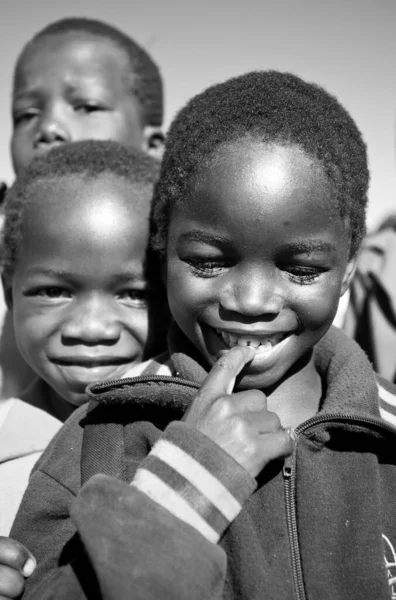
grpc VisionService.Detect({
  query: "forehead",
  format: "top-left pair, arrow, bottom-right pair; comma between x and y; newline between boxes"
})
172,141 -> 350,251
21,174 -> 149,251
14,33 -> 134,95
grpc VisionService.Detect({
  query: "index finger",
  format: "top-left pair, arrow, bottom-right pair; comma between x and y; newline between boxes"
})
199,345 -> 256,399
0,538 -> 36,577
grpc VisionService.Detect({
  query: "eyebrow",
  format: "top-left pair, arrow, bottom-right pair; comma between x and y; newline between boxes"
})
281,240 -> 338,254
177,231 -> 231,246
13,90 -> 39,103
177,232 -> 337,254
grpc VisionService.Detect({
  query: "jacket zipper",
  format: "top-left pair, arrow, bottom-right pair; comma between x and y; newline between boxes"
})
284,450 -> 306,600
282,412 -> 396,600
88,374 -> 201,399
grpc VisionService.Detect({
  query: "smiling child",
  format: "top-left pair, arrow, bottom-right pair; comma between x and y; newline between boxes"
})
11,72 -> 396,599
0,139 -> 164,536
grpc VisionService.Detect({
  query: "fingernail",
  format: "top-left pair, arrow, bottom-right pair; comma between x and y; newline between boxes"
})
23,557 -> 36,577
245,346 -> 256,359
286,427 -> 297,442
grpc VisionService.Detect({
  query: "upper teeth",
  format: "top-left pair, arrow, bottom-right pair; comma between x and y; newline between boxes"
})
216,330 -> 285,349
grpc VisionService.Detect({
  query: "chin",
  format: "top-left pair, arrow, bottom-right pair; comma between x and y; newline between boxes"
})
64,391 -> 90,409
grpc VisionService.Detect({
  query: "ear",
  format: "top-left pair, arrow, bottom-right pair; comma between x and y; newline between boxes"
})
142,126 -> 165,161
1,275 -> 13,309
340,254 -> 359,296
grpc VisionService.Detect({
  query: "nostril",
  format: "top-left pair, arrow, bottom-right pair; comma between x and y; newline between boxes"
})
61,317 -> 122,345
35,131 -> 66,146
34,118 -> 69,146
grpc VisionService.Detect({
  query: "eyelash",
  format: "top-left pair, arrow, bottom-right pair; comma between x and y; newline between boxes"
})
13,111 -> 38,125
25,288 -> 150,305
185,260 -> 325,284
75,103 -> 104,114
185,260 -> 230,278
117,290 -> 151,307
285,266 -> 325,284
28,286 -> 70,299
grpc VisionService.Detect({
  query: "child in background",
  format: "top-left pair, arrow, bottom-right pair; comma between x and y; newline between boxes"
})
11,17 -> 164,174
338,214 -> 396,384
11,71 -> 396,600
1,16 -> 165,400
0,139 -> 165,537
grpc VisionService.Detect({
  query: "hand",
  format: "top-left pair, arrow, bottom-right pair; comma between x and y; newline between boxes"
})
0,537 -> 36,599
183,345 -> 296,478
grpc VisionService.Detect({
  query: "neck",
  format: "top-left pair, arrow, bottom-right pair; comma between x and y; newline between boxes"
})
266,353 -> 322,429
21,378 -> 74,422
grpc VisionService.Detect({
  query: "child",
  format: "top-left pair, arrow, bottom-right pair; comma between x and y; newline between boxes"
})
0,139 -> 165,537
11,71 -> 396,599
11,17 -> 164,175
1,16 -> 165,400
338,217 -> 396,384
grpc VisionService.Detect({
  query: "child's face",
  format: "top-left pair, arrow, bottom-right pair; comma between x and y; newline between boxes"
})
10,175 -> 151,410
166,141 -> 356,390
11,34 -> 159,176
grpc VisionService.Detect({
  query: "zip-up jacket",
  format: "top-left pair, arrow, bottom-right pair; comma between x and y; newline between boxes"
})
10,326 -> 396,599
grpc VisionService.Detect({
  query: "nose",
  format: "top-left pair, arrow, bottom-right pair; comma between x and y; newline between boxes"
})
219,268 -> 284,318
61,297 -> 122,346
34,105 -> 71,147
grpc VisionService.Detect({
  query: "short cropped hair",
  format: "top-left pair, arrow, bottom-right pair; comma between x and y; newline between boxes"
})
2,139 -> 160,282
152,70 -> 369,257
14,17 -> 163,127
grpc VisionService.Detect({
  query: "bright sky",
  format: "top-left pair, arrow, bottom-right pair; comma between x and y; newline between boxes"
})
0,0 -> 394,229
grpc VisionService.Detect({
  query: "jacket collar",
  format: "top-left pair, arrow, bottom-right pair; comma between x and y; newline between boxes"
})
87,324 -> 381,420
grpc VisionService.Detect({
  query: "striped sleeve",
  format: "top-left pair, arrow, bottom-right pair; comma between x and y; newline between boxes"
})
378,376 -> 396,427
130,422 -> 257,544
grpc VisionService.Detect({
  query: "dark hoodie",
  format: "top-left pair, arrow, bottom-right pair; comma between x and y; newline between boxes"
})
11,326 -> 396,600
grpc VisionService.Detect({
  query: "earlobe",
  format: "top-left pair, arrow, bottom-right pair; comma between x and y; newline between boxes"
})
142,126 -> 165,161
340,255 -> 359,296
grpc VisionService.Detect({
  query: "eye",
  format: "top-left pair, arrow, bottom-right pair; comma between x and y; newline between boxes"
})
13,109 -> 39,126
284,265 -> 326,284
184,258 -> 231,278
75,102 -> 105,114
117,289 -> 150,308
27,286 -> 72,299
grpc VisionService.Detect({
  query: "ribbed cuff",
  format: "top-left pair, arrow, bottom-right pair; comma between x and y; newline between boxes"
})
131,421 -> 257,543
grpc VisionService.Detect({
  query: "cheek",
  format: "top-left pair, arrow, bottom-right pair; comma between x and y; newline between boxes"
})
11,136 -> 30,174
167,264 -> 203,313
296,282 -> 341,328
132,312 -> 150,346
12,295 -> 56,343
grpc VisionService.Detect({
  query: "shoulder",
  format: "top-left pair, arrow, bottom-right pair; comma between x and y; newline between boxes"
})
0,398 -> 62,463
8,398 -> 62,436
33,404 -> 89,495
377,376 -> 396,428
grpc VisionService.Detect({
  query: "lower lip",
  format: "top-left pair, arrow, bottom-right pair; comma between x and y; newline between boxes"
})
53,362 -> 133,388
204,326 -> 294,374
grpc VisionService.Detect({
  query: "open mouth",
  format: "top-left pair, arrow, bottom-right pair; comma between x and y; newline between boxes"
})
215,328 -> 292,355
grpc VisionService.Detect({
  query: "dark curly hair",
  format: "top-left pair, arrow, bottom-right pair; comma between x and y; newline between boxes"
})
14,17 -> 163,127
2,139 -> 160,283
152,70 -> 369,257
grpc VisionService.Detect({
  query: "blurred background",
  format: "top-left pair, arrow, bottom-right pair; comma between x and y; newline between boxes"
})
0,0 -> 394,229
